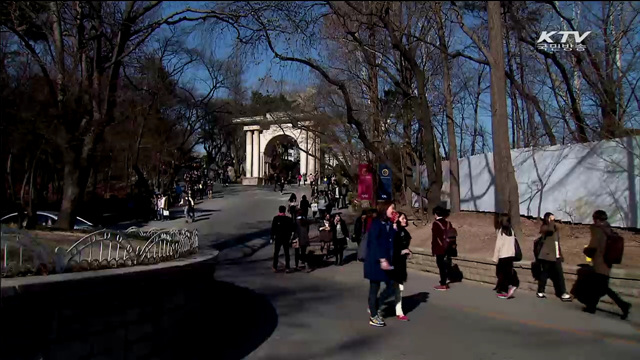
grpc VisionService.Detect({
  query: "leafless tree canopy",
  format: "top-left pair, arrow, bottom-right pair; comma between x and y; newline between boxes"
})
2,1 -> 638,230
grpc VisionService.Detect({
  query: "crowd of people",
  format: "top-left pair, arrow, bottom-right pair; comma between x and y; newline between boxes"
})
271,195 -> 632,328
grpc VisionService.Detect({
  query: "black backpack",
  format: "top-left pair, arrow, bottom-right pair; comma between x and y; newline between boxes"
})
604,229 -> 624,265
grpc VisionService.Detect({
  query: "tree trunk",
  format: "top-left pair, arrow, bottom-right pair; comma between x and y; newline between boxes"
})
471,69 -> 483,156
436,2 -> 460,213
57,149 -> 90,230
487,1 -> 522,234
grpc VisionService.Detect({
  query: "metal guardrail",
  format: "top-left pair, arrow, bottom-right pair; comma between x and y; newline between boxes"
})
1,227 -> 198,278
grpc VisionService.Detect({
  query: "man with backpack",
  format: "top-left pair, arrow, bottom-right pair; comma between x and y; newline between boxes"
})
432,206 -> 458,291
583,210 -> 631,319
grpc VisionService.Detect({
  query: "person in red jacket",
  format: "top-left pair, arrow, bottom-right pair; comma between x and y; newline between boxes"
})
432,206 -> 451,291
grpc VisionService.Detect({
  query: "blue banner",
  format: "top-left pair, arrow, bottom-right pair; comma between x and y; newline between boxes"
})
377,164 -> 393,201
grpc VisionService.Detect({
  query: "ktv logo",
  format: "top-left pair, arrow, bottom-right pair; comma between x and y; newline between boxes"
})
536,31 -> 592,52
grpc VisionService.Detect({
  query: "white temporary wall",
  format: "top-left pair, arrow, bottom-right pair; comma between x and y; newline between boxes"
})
424,137 -> 639,228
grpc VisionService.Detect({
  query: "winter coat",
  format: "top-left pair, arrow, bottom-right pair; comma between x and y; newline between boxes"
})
364,218 -> 396,282
271,215 -> 294,243
538,223 -> 563,262
431,218 -> 450,256
293,217 -> 311,247
332,219 -> 350,247
493,229 -> 516,263
353,216 -> 365,243
588,222 -> 613,276
391,226 -> 412,284
299,199 -> 310,217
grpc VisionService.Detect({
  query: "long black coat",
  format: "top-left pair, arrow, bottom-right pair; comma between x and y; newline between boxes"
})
331,219 -> 350,247
392,226 -> 412,284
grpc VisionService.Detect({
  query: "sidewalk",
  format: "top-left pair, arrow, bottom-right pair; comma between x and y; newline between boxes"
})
215,241 -> 640,360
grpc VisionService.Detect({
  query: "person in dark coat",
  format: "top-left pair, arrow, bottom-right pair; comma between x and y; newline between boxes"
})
536,212 -> 572,301
299,195 -> 310,218
353,210 -> 367,245
364,202 -> 398,327
331,213 -> 350,266
292,209 -> 311,271
392,212 -> 412,321
432,206 -> 451,291
271,205 -> 294,273
288,193 -> 298,218
582,210 -> 631,319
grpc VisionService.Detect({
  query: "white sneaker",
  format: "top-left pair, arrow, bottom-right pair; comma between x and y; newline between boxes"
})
561,293 -> 573,302
536,292 -> 546,299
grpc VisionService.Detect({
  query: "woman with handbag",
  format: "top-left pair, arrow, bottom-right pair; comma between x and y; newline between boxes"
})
392,212 -> 412,320
331,213 -> 349,266
537,212 -> 572,301
493,214 -> 520,299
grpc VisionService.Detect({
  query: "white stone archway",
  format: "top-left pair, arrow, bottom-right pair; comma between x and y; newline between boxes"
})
232,113 -> 321,185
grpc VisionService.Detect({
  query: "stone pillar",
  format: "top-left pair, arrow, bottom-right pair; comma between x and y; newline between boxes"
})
315,139 -> 321,176
245,131 -> 253,178
252,130 -> 260,179
308,134 -> 316,176
300,132 -> 308,176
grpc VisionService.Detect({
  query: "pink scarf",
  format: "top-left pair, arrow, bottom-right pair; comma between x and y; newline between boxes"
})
278,213 -> 286,216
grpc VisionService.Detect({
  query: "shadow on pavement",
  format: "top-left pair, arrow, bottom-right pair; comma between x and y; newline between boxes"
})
403,292 -> 430,315
1,272 -> 277,360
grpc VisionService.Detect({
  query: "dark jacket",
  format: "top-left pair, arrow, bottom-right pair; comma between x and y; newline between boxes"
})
271,215 -> 294,243
392,226 -> 412,284
293,217 -> 310,247
299,199 -> 310,217
588,222 -> 612,276
331,219 -> 350,247
538,223 -> 562,262
364,218 -> 396,282
431,218 -> 450,256
353,216 -> 364,243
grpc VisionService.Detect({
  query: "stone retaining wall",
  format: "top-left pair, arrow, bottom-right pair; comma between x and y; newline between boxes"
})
407,248 -> 640,307
1,252 -> 218,360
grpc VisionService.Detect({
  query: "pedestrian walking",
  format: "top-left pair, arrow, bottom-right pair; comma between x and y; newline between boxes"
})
279,176 -> 286,194
432,206 -> 454,291
299,195 -> 310,218
353,210 -> 367,246
181,192 -> 195,223
364,201 -> 399,327
292,209 -> 311,272
297,174 -> 302,186
392,212 -> 412,321
332,213 -> 349,266
156,194 -> 164,221
303,173 -> 307,186
581,210 -> 631,319
288,193 -> 298,218
271,205 -> 294,273
536,212 -> 572,301
317,191 -> 328,219
274,174 -> 280,192
161,193 -> 169,220
493,213 -> 519,299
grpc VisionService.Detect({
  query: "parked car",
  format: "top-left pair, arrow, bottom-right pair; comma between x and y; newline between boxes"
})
0,211 -> 96,230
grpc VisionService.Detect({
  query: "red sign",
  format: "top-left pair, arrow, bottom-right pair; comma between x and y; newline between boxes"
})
358,164 -> 374,201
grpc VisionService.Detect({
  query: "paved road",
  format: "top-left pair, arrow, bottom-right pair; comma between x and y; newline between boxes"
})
152,185 -> 640,359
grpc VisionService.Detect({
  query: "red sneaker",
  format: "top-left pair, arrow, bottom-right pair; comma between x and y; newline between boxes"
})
397,315 -> 409,321
434,285 -> 450,291
497,293 -> 509,299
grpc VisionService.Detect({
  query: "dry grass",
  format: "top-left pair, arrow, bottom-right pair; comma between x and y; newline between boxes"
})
403,211 -> 640,270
